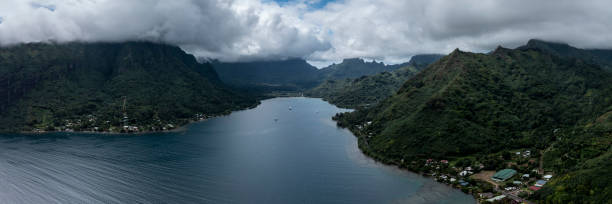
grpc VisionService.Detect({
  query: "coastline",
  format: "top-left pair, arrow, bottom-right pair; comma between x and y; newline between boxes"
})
344,126 -> 482,202
336,121 -> 540,204
13,102 -> 262,136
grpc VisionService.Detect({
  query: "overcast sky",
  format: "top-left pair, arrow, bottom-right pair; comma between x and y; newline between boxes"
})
1,0 -> 612,67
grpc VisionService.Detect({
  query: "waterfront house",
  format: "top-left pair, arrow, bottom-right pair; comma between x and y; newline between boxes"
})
486,195 -> 506,202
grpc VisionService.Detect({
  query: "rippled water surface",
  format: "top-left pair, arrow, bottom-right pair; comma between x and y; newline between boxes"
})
0,97 -> 474,203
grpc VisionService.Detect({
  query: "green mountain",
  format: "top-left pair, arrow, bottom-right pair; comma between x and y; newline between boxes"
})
306,54 -> 442,108
318,58 -> 395,80
335,44 -> 612,203
212,59 -> 321,92
0,42 -> 258,133
519,39 -> 612,72
317,54 -> 443,80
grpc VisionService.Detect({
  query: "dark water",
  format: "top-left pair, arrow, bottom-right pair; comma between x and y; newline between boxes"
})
0,97 -> 474,204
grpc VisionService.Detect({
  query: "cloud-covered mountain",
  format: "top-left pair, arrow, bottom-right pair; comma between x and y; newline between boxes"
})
1,0 -> 612,65
0,42 -> 258,132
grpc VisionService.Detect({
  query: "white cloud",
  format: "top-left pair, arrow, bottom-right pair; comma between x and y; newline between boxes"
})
1,0 -> 612,66
303,0 -> 612,65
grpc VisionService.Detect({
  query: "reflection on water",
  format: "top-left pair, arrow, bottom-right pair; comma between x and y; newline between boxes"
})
0,97 -> 474,204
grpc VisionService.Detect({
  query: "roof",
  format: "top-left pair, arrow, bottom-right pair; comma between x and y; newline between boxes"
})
535,180 -> 547,187
529,186 -> 542,191
492,169 -> 517,181
486,195 -> 506,202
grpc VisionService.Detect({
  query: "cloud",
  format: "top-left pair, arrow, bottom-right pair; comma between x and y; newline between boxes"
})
0,0 -> 329,62
303,0 -> 612,64
1,0 -> 612,66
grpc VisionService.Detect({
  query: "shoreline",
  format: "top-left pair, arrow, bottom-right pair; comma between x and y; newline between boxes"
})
13,102 -> 263,136
346,128 -> 481,202
338,123 -> 538,204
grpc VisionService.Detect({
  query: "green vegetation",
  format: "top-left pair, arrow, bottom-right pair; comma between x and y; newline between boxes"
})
306,54 -> 442,108
335,41 -> 612,203
533,110 -> 612,203
0,42 -> 259,133
306,65 -> 421,108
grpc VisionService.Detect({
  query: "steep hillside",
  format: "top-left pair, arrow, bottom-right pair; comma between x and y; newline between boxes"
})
338,47 -> 612,159
0,42 -> 258,133
532,109 -> 612,203
306,54 -> 442,108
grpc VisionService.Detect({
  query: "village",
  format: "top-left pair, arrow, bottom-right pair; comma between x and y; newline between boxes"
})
27,112 -> 216,134
351,120 -> 557,204
420,149 -> 554,204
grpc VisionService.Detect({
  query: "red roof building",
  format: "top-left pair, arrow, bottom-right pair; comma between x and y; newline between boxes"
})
529,186 -> 541,191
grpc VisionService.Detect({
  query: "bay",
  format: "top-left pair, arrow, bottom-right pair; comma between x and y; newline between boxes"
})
0,97 -> 474,203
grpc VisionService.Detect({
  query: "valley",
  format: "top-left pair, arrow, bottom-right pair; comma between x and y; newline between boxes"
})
1,39 -> 611,204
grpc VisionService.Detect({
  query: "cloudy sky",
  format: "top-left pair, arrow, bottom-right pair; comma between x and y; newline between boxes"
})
1,0 -> 612,67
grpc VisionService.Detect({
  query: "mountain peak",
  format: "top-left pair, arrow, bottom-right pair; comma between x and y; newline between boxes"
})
449,48 -> 463,55
492,45 -> 511,55
341,58 -> 365,64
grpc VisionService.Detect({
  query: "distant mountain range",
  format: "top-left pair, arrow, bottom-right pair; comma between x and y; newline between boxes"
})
306,54 -> 443,108
212,54 -> 443,92
212,59 -> 321,92
0,42 -> 258,133
519,39 -> 612,72
335,40 -> 612,203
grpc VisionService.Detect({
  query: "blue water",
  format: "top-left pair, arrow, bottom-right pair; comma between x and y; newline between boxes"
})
0,97 -> 474,203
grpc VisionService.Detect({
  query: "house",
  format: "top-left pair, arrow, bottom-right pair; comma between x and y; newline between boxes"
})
512,181 -> 522,185
522,174 -> 530,178
492,169 -> 517,182
543,174 -> 553,180
529,186 -> 542,191
479,192 -> 494,199
486,195 -> 506,202
440,160 -> 449,164
458,179 -> 469,186
535,180 -> 547,187
459,170 -> 473,176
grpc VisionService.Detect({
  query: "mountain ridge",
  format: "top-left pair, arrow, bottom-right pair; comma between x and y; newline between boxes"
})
306,54 -> 443,108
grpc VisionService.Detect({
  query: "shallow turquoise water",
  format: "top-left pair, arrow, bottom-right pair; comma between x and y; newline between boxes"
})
0,97 -> 474,203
